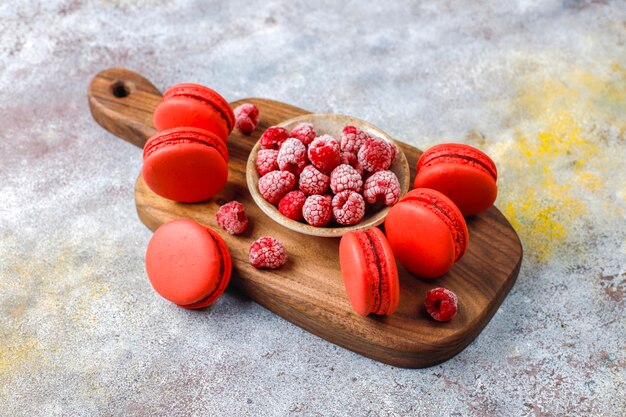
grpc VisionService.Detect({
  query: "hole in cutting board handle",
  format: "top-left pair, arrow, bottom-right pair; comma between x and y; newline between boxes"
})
110,80 -> 135,98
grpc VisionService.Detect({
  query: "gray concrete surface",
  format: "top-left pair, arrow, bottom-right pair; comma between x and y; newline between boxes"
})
1,0 -> 625,415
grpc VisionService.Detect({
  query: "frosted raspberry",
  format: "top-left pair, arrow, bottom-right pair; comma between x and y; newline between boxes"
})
332,191 -> 365,226
260,126 -> 289,150
289,122 -> 317,146
358,136 -> 394,172
307,135 -> 340,174
424,287 -> 458,321
330,164 -> 363,194
278,190 -> 306,221
339,151 -> 365,176
216,201 -> 249,235
363,170 -> 401,206
277,138 -> 308,175
233,103 -> 259,135
249,236 -> 287,269
256,149 -> 279,176
298,165 -> 330,195
340,125 -> 369,154
302,194 -> 332,227
258,170 -> 296,205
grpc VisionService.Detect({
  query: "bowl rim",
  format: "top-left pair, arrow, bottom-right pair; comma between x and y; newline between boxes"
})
246,113 -> 410,237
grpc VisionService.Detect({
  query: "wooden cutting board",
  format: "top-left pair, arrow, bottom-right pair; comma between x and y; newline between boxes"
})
88,68 -> 523,368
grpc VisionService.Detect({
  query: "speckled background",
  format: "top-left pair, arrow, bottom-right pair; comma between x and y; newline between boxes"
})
1,0 -> 625,416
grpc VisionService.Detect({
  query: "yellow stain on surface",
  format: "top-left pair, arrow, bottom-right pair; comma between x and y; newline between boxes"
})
491,63 -> 625,262
0,337 -> 41,377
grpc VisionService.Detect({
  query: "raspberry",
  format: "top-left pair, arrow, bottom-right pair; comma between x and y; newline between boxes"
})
256,149 -> 279,176
358,136 -> 394,172
278,190 -> 306,221
302,194 -> 332,227
307,135 -> 340,174
424,287 -> 458,321
260,126 -> 289,150
249,236 -> 287,269
298,164 -> 330,196
277,138 -> 308,175
363,170 -> 401,206
216,201 -> 249,235
339,151 -> 365,176
289,122 -> 317,146
233,103 -> 259,135
332,191 -> 365,226
330,164 -> 363,194
340,125 -> 369,154
258,170 -> 296,205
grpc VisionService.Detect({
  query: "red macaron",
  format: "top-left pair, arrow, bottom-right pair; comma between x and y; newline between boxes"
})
153,83 -> 235,143
413,143 -> 498,216
142,127 -> 229,202
145,219 -> 232,309
385,188 -> 468,279
339,227 -> 400,316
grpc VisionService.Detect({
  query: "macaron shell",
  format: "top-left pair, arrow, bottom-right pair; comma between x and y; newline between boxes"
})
386,201 -> 456,278
339,228 -> 399,316
181,227 -> 232,309
142,127 -> 229,203
142,141 -> 228,202
340,231 -> 376,316
417,143 -> 497,179
413,163 -> 497,216
153,98 -> 230,143
398,188 -> 469,262
146,219 -> 229,307
415,143 -> 497,216
163,83 -> 235,131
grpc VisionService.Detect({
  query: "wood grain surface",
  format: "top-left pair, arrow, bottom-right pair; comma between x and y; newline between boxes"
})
88,68 -> 523,368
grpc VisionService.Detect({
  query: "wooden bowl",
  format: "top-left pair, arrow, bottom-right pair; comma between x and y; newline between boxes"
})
246,114 -> 410,237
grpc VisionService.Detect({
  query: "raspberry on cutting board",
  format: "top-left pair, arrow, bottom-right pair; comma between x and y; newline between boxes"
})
424,287 -> 458,321
249,236 -> 287,269
215,201 -> 249,235
233,103 -> 259,135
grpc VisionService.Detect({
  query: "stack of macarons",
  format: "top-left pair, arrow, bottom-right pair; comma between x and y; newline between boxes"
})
142,83 -> 235,203
339,142 -> 497,318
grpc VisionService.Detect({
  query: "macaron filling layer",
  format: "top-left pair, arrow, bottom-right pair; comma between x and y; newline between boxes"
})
355,231 -> 381,313
163,85 -> 235,131
143,129 -> 227,161
356,229 -> 391,314
400,191 -> 467,261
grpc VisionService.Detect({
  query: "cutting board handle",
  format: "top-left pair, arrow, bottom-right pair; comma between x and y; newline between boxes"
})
88,68 -> 163,149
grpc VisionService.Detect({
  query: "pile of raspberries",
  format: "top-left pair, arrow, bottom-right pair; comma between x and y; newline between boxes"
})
255,123 -> 401,227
